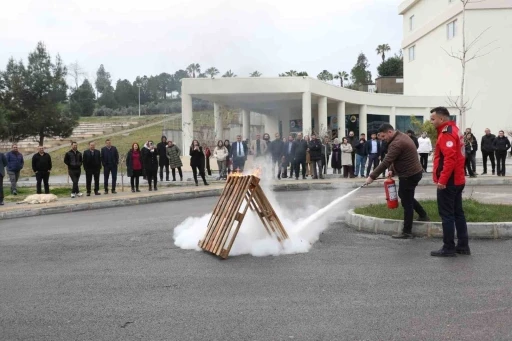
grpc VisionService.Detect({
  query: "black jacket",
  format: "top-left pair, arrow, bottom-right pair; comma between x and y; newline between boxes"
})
143,148 -> 159,171
410,135 -> 419,149
64,150 -> 83,170
157,141 -> 169,166
365,139 -> 381,155
282,141 -> 294,161
354,139 -> 367,156
380,141 -> 388,157
190,146 -> 205,168
464,138 -> 478,155
269,139 -> 285,159
100,146 -> 119,167
32,152 -> 52,173
230,141 -> 248,159
481,134 -> 496,153
83,149 -> 102,172
292,139 -> 308,161
493,136 -> 511,152
308,139 -> 323,161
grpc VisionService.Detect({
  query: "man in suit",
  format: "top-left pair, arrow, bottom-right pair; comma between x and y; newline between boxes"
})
0,151 -> 7,205
281,135 -> 295,178
83,141 -> 102,196
250,134 -> 267,158
292,133 -> 308,180
269,133 -> 284,178
231,135 -> 248,172
365,132 -> 381,177
101,139 -> 119,194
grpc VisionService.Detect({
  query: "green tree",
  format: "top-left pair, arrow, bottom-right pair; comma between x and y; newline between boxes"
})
95,64 -> 111,95
114,79 -> 136,107
377,56 -> 403,77
334,71 -> 349,87
297,71 -> 309,76
222,70 -> 236,77
70,79 -> 96,116
205,67 -> 219,79
250,71 -> 262,77
317,70 -> 333,82
186,63 -> 201,78
376,44 -> 391,62
173,69 -> 189,95
97,85 -> 117,108
411,116 -> 437,146
279,70 -> 298,77
157,73 -> 173,99
350,52 -> 372,87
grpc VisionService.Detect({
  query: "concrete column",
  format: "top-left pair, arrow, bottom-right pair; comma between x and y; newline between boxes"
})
263,114 -> 279,136
318,96 -> 328,137
302,92 -> 312,135
390,106 -> 396,129
359,104 -> 367,136
337,101 -> 346,139
242,109 -> 250,140
214,102 -> 222,141
181,94 -> 193,152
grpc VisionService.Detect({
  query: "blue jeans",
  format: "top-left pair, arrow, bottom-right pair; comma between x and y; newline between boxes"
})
355,154 -> 367,176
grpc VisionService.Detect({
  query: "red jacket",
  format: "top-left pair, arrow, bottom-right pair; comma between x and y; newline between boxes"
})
433,121 -> 466,186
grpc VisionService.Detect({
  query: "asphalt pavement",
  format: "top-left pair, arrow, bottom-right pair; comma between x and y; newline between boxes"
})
1,188 -> 512,340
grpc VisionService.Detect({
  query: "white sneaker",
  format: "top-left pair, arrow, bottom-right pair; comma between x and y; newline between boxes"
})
77,192 -> 83,197
71,193 -> 76,198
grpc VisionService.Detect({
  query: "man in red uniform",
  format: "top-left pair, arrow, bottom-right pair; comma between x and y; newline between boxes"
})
430,107 -> 470,257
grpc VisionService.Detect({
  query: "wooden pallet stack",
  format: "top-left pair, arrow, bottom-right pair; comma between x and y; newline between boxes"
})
198,174 -> 289,259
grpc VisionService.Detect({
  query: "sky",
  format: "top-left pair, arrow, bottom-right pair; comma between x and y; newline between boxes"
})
0,0 -> 404,87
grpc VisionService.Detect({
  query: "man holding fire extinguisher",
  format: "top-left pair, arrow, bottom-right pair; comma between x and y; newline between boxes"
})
365,124 -> 430,239
430,107 -> 470,257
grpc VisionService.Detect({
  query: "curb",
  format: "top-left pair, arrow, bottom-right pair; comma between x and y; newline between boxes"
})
344,209 -> 512,239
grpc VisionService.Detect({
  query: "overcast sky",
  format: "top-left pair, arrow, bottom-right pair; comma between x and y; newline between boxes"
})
1,0 -> 403,86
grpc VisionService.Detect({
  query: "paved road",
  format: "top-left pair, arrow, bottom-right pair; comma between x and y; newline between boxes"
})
1,187 -> 512,340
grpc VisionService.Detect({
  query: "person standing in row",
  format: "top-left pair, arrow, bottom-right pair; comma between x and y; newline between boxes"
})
331,138 -> 342,174
0,151 -> 7,205
340,137 -> 354,178
213,140 -> 229,180
304,135 -> 312,177
269,133 -> 284,179
250,134 -> 267,159
64,141 -> 83,198
126,143 -> 143,192
166,140 -> 183,181
223,140 -> 232,175
203,143 -> 212,176
354,134 -> 367,178
347,131 -> 357,168
406,130 -> 419,149
157,136 -> 170,182
32,145 -> 52,195
282,135 -> 295,178
6,144 -> 24,195
293,133 -> 308,180
231,135 -> 248,172
365,133 -> 381,177
480,128 -> 496,175
190,140 -> 209,186
143,141 -> 159,191
493,130 -> 511,176
417,132 -> 432,172
83,142 -> 102,196
308,134 -> 323,179
322,137 -> 331,175
465,128 -> 477,174
101,139 -> 119,194
464,132 -> 478,178
430,107 -> 469,257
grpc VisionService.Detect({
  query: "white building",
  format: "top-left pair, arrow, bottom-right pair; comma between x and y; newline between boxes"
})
181,0 -> 512,152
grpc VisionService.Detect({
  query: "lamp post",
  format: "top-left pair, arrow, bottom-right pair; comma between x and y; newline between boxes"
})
137,83 -> 141,117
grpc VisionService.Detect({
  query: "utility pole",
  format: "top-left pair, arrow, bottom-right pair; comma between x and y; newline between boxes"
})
137,83 -> 141,117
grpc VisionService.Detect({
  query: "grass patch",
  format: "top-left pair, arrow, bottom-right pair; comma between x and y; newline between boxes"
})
3,187 -> 71,203
354,199 -> 512,223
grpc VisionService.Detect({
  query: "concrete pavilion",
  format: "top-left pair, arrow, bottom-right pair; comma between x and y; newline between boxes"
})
181,77 -> 455,151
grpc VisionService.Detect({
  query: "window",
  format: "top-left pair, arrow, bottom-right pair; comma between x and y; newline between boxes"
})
409,15 -> 415,31
409,45 -> 415,61
447,20 -> 457,39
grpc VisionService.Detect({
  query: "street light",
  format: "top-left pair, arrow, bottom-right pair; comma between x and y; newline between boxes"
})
136,83 -> 141,117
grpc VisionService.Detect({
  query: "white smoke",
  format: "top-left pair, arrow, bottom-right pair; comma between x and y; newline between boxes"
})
173,159 -> 358,257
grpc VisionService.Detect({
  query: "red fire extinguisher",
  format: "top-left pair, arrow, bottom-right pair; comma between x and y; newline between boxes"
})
384,177 -> 399,209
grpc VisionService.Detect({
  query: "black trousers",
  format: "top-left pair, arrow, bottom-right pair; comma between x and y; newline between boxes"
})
171,167 -> 183,180
351,151 -> 355,169
69,169 -> 81,194
146,169 -> 158,188
36,171 -> 50,194
366,153 -> 380,177
159,163 -> 169,180
398,172 -> 427,233
192,166 -> 207,184
496,151 -> 507,175
0,174 -> 4,201
232,157 -> 246,172
85,171 -> 100,194
104,165 -> 117,191
481,151 -> 495,173
465,155 -> 476,176
437,185 -> 468,250
294,159 -> 306,179
130,176 -> 140,189
419,153 -> 429,172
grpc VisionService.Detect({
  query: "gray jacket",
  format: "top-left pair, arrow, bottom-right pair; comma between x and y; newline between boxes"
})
0,152 -> 6,177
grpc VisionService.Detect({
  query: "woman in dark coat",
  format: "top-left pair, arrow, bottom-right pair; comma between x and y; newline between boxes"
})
126,142 -> 143,192
464,133 -> 478,177
143,141 -> 159,191
331,138 -> 342,174
190,140 -> 209,186
224,139 -> 232,175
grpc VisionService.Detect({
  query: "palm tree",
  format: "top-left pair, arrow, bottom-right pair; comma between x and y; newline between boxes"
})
376,44 -> 391,62
186,63 -> 201,78
334,71 -> 349,87
317,70 -> 333,83
250,71 -> 262,77
222,69 -> 236,77
205,67 -> 219,79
